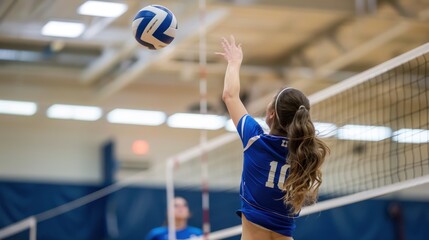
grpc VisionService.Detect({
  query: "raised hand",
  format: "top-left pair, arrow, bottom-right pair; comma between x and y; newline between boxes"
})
215,35 -> 243,65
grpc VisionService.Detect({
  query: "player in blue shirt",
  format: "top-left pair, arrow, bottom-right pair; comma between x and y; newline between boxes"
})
217,36 -> 329,240
145,197 -> 202,240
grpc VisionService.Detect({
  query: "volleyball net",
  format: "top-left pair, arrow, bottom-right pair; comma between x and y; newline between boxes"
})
1,43 -> 428,240
167,42 -> 429,239
309,46 -> 429,197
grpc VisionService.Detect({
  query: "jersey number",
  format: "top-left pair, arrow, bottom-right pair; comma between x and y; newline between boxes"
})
265,161 -> 290,189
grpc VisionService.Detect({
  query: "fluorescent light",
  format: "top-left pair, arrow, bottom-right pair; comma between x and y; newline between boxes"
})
107,109 -> 166,126
338,124 -> 391,141
168,113 -> 226,130
393,128 -> 429,143
78,1 -> 128,17
0,100 -> 37,116
42,21 -> 85,38
47,104 -> 102,121
314,122 -> 337,138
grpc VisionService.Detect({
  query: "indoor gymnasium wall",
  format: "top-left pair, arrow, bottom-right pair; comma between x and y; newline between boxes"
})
0,116 -> 103,183
0,73 -> 229,184
0,113 -> 229,184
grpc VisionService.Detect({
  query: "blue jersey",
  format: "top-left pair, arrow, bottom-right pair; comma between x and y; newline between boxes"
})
145,226 -> 202,240
236,114 -> 296,237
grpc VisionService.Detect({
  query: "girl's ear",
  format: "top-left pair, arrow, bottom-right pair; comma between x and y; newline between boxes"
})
269,110 -> 275,120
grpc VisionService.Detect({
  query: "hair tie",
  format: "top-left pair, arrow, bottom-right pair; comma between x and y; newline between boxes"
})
299,105 -> 306,110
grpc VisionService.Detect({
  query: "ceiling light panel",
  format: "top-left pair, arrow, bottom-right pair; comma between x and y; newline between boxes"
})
107,109 -> 166,126
78,1 -> 128,17
42,21 -> 85,38
0,100 -> 37,116
47,104 -> 102,121
393,128 -> 429,144
338,124 -> 392,141
168,113 -> 226,130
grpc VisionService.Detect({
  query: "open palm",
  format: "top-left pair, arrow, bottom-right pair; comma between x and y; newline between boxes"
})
216,35 -> 243,65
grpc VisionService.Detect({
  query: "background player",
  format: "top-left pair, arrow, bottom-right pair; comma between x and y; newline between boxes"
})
145,197 -> 202,240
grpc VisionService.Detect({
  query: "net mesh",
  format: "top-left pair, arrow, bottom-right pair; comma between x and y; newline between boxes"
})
172,46 -> 429,199
173,137 -> 242,190
314,52 -> 429,197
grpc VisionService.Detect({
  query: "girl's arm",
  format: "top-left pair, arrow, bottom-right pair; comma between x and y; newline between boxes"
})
216,35 -> 248,127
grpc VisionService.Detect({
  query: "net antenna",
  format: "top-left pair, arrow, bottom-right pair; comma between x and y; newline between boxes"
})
166,42 -> 429,239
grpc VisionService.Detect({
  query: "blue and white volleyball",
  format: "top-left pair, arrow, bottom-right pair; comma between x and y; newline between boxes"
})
132,5 -> 178,50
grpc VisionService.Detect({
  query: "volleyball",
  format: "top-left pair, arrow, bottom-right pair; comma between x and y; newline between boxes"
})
132,5 -> 178,50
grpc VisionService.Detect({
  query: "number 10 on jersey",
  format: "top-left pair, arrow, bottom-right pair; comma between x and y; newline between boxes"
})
265,161 -> 290,189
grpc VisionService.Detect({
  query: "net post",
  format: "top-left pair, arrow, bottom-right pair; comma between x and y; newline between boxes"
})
166,158 -> 176,240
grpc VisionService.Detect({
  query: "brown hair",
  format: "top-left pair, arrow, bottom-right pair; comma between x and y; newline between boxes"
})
272,88 -> 329,215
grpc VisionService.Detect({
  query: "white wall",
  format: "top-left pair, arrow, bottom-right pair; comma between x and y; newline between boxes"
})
0,115 -> 103,183
0,112 -> 227,184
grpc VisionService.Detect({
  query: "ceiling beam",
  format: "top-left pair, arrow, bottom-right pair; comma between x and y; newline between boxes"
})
0,0 -> 15,23
0,64 -> 81,82
81,0 -> 140,40
80,39 -> 138,85
314,6 -> 429,79
223,0 -> 357,12
80,2 -> 199,85
82,17 -> 118,40
271,16 -> 352,65
28,0 -> 54,19
93,8 -> 229,102
314,21 -> 410,79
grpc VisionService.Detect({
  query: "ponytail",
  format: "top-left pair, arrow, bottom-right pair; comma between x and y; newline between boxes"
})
282,105 -> 329,215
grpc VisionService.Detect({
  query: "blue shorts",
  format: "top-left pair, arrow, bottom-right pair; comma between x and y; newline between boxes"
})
236,199 -> 296,237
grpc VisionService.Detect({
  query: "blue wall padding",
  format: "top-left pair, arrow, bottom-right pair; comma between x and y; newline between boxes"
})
295,199 -> 429,240
0,181 -> 106,240
1,180 -> 429,240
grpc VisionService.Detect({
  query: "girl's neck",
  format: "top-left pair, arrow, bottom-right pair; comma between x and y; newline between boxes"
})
270,129 -> 286,137
175,219 -> 187,230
